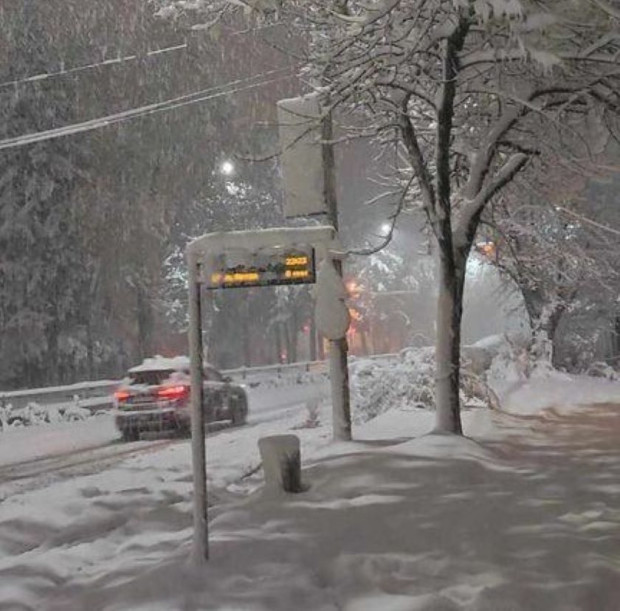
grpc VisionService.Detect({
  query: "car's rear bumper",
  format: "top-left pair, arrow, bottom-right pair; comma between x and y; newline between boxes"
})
114,407 -> 189,432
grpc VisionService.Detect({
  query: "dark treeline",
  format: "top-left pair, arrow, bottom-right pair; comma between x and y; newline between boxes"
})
0,0 -> 306,389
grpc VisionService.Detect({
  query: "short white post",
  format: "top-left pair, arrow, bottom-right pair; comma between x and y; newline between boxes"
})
258,435 -> 304,493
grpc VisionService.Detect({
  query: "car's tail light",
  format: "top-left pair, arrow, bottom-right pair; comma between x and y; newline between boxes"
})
114,390 -> 131,402
157,385 -> 189,400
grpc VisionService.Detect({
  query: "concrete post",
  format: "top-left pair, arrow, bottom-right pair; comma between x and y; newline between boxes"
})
258,435 -> 304,493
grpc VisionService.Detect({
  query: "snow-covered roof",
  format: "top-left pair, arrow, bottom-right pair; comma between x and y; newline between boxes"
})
128,356 -> 192,373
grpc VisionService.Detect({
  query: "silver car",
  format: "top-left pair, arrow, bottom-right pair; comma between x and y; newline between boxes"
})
113,356 -> 248,441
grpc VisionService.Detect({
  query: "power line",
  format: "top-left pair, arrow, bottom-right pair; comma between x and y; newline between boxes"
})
0,21 -> 286,92
0,66 -> 297,151
0,43 -> 188,92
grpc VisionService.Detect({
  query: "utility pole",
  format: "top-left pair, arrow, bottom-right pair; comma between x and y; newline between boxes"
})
276,92 -> 352,441
322,105 -> 352,442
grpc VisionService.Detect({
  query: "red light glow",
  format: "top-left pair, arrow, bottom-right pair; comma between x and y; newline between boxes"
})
157,385 -> 189,400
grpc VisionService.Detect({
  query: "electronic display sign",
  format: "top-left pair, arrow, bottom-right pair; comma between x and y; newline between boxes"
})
205,246 -> 316,289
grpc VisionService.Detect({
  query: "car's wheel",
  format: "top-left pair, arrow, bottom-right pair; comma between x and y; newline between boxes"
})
121,428 -> 139,442
177,419 -> 191,438
230,394 -> 248,426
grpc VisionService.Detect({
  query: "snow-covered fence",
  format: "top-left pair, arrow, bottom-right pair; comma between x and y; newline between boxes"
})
0,353 -> 401,413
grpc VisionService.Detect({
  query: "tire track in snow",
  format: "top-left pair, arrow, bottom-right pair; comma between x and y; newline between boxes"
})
0,440 -> 175,498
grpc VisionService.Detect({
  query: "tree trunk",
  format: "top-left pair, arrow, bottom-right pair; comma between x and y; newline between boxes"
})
275,323 -> 283,363
546,307 -> 564,368
136,284 -> 153,360
330,336 -> 352,441
85,314 -> 95,380
614,313 -> 620,359
537,305 -> 565,367
46,321 -> 60,386
359,330 -> 369,356
289,310 -> 299,362
434,251 -> 464,435
242,314 -> 251,367
309,318 -> 317,361
283,322 -> 293,364
317,331 -> 325,361
520,287 -> 567,367
525,297 -> 566,368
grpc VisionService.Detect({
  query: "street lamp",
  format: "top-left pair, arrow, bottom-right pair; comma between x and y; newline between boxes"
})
220,160 -> 235,176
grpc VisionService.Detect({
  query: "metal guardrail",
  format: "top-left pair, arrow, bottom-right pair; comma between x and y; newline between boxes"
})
0,353 -> 399,411
224,359 -> 327,380
0,380 -> 121,411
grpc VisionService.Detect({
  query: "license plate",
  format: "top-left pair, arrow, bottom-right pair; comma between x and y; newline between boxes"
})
131,395 -> 154,403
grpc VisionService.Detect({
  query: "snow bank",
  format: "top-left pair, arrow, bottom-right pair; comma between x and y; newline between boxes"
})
0,413 -> 119,467
502,371 -> 620,415
5,399 -> 619,610
2,371 -> 620,609
0,400 -> 93,431
482,336 -> 620,415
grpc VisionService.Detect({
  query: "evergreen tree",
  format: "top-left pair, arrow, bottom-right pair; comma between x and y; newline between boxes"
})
0,3 -> 89,388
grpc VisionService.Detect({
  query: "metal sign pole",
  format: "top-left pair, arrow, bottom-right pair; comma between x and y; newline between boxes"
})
188,253 -> 208,562
185,226 -> 339,562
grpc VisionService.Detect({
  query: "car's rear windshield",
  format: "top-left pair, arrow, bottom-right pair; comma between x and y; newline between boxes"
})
129,369 -> 182,385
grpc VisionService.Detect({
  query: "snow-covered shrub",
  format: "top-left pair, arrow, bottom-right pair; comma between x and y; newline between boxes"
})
488,344 -> 523,385
293,397 -> 323,429
2,402 -> 55,427
0,400 -> 91,431
586,361 -> 620,381
62,401 -> 93,422
350,346 -> 499,424
349,348 -> 433,423
461,370 -> 500,410
486,334 -> 533,388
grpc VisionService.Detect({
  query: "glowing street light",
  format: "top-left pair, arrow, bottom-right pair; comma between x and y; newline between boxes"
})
475,240 -> 497,260
220,160 -> 235,176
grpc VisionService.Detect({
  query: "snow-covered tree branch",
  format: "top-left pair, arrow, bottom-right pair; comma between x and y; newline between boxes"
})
157,0 -> 620,434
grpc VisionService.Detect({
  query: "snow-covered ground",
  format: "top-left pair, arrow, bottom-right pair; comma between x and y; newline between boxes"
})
2,366 -> 620,610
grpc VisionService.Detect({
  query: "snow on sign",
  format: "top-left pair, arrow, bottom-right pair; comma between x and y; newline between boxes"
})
277,93 -> 327,218
204,245 -> 316,289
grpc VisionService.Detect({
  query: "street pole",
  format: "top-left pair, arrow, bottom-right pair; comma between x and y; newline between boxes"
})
187,253 -> 208,562
322,104 -> 352,442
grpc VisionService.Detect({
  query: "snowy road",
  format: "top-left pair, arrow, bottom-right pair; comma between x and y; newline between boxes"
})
0,439 -> 175,498
0,381 -> 327,499
0,379 -> 336,610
